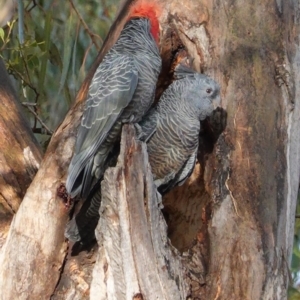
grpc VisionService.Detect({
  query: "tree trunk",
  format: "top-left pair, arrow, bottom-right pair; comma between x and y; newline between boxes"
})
0,0 -> 300,299
90,125 -> 187,299
161,0 -> 300,298
0,59 -> 42,249
202,1 -> 300,298
0,0 -> 14,27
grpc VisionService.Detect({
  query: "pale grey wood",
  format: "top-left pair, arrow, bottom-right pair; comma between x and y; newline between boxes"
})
90,125 -> 188,300
0,105 -> 82,300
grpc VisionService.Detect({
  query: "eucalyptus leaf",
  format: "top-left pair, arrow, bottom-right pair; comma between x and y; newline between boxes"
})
0,28 -> 4,41
58,9 -> 75,101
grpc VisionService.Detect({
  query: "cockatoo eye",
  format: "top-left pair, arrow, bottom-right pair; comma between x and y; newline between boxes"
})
206,88 -> 212,94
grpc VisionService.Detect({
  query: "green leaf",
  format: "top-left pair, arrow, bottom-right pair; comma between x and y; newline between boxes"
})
38,10 -> 52,94
58,9 -> 75,103
0,28 -> 4,42
288,286 -> 300,300
27,54 -> 39,70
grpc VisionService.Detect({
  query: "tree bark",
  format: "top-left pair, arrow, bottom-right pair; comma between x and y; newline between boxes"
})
89,125 -> 187,299
0,0 -> 300,299
0,59 -> 42,249
0,0 -> 14,27
0,1 -> 136,298
0,96 -> 82,300
161,0 -> 300,298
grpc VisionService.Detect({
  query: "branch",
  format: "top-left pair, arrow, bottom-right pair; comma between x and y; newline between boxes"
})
69,0 -> 102,51
22,102 -> 53,135
90,125 -> 188,299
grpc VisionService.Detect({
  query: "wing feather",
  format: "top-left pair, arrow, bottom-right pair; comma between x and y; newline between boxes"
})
138,108 -> 158,142
66,54 -> 139,196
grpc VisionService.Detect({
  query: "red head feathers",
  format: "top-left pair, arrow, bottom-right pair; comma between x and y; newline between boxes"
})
128,0 -> 161,43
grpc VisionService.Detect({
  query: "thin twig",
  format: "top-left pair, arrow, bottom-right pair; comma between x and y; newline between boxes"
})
68,0 -> 102,51
81,42 -> 93,70
22,103 -> 53,135
7,65 -> 40,103
31,128 -> 52,135
0,20 -> 16,51
22,102 -> 37,106
17,39 -> 33,95
7,65 -> 40,131
26,0 -> 37,13
101,0 -> 109,18
16,39 -> 40,130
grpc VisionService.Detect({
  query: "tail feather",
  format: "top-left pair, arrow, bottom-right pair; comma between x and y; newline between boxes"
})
64,182 -> 102,244
65,145 -> 120,245
81,159 -> 94,198
65,218 -> 80,242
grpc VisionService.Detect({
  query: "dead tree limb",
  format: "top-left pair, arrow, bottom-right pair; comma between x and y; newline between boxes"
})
90,125 -> 187,299
0,58 -> 42,249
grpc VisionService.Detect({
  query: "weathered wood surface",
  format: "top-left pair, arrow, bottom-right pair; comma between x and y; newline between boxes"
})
0,101 -> 79,299
0,59 -> 42,249
0,1 -> 141,299
0,0 -> 300,299
51,126 -> 189,300
90,125 -> 187,299
161,0 -> 300,298
206,1 -> 300,298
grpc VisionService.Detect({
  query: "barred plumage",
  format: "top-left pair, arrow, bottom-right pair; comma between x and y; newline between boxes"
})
141,64 -> 221,193
65,65 -> 221,244
66,17 -> 161,199
64,2 -> 162,243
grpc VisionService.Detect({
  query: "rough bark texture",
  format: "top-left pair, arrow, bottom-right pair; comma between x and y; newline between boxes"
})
0,0 -> 299,299
0,1 -> 138,299
159,0 -> 300,298
89,125 -> 187,299
205,1 -> 300,298
0,59 -> 42,249
0,102 -> 78,299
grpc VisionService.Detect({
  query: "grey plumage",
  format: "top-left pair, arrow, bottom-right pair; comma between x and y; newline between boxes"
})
65,182 -> 102,243
65,65 -> 220,244
66,17 -> 161,199
141,64 -> 220,193
65,145 -> 119,243
64,12 -> 161,243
